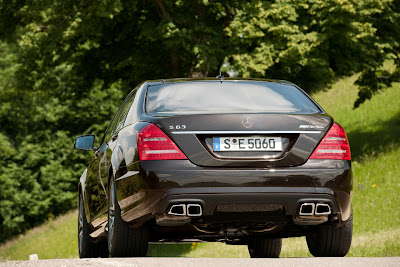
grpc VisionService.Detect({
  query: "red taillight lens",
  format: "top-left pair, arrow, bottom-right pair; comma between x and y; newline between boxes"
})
137,124 -> 188,160
309,123 -> 351,160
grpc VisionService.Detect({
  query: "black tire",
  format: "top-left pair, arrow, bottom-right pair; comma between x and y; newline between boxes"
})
108,177 -> 149,257
78,194 -> 108,258
248,237 -> 282,258
306,213 -> 353,257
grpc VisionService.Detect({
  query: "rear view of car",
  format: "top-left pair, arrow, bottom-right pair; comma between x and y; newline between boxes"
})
75,78 -> 352,258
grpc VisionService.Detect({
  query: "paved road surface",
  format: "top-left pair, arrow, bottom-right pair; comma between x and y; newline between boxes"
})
1,257 -> 399,267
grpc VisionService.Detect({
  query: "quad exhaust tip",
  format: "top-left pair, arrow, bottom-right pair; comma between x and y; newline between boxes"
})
315,203 -> 331,215
187,204 -> 202,216
168,204 -> 186,216
299,203 -> 331,216
299,203 -> 315,215
168,204 -> 202,217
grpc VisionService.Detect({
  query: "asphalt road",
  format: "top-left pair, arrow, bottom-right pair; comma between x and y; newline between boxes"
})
1,257 -> 399,267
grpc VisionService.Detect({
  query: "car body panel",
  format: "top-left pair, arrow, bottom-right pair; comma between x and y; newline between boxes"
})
113,159 -> 352,227
76,78 -> 353,241
141,113 -> 333,167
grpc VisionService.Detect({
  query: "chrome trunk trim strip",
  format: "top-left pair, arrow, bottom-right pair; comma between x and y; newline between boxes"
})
171,130 -> 321,134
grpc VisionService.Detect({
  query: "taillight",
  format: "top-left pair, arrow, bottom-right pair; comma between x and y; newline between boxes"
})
137,124 -> 187,160
309,123 -> 351,160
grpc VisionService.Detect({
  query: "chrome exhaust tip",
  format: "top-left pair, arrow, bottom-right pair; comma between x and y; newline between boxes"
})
299,203 -> 315,216
187,204 -> 202,217
168,204 -> 186,216
315,203 -> 331,215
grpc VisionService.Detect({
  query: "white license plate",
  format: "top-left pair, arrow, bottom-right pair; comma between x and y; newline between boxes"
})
213,137 -> 282,151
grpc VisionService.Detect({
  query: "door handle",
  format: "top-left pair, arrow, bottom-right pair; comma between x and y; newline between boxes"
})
94,149 -> 101,158
111,134 -> 118,141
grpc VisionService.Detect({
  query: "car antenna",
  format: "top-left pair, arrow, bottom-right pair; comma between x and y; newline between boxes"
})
216,71 -> 224,83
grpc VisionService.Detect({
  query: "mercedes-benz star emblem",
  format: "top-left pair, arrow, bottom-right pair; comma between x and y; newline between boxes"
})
242,117 -> 253,128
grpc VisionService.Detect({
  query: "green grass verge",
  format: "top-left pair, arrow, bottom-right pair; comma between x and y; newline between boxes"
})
1,73 -> 399,260
0,210 -> 78,260
312,74 -> 400,236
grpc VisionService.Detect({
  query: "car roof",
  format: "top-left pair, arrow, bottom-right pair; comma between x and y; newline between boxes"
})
144,77 -> 296,87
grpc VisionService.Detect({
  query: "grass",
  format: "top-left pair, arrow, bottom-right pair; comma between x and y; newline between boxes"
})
1,73 -> 399,260
0,210 -> 78,260
312,74 -> 400,236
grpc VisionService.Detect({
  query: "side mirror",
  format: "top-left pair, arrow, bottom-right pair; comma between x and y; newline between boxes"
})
74,135 -> 95,150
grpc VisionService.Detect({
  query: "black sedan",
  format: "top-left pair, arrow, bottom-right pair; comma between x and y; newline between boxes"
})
75,78 -> 352,258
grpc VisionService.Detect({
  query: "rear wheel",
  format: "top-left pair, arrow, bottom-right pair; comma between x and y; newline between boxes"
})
78,194 -> 108,258
248,237 -> 282,258
306,213 -> 353,257
108,177 -> 149,257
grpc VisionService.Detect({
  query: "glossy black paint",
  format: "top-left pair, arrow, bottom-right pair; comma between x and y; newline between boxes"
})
76,78 -> 353,242
131,159 -> 352,222
154,114 -> 332,167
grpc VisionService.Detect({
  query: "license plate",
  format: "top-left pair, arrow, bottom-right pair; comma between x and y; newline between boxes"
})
213,137 -> 282,151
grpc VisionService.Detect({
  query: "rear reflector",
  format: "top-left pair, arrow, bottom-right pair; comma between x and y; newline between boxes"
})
137,124 -> 187,160
309,123 -> 351,160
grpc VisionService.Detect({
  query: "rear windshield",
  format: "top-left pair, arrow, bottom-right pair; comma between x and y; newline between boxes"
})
146,81 -> 320,114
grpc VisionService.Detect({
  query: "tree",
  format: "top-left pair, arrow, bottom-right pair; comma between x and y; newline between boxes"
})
354,0 -> 400,108
226,0 -> 394,98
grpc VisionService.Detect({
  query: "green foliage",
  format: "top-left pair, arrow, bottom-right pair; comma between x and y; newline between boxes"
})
0,36 -> 124,241
354,0 -> 400,108
226,0 -> 390,92
0,0 -> 399,243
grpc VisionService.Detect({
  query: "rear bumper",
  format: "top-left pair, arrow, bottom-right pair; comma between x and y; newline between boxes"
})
157,187 -> 339,216
116,159 -> 352,226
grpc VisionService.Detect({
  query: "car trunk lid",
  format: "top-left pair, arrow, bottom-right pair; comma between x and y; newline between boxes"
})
141,113 -> 332,168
